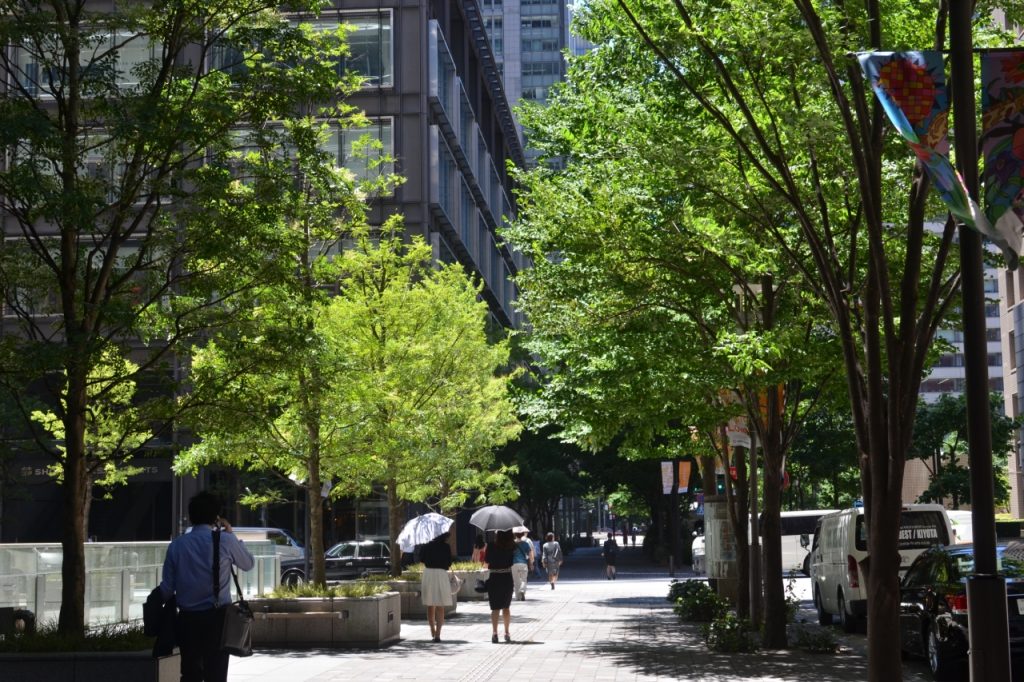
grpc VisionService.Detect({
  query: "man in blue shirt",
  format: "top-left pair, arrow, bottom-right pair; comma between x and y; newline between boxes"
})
160,491 -> 254,682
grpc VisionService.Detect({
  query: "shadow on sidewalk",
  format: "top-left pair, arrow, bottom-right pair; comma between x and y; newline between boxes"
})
570,604 -> 872,681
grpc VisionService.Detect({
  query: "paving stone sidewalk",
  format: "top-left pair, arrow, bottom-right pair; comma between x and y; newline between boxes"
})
229,541 -> 930,681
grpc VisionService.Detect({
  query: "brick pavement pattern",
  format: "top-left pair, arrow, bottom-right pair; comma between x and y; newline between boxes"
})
230,541 -> 929,681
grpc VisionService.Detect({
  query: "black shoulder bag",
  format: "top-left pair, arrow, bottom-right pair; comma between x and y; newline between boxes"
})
213,528 -> 255,657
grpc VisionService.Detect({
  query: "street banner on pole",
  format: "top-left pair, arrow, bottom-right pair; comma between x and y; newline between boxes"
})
858,51 -> 1017,266
661,460 -> 691,494
981,49 -> 1024,268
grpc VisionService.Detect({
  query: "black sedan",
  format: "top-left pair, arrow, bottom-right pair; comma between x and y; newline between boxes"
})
899,542 -> 1024,680
280,540 -> 391,586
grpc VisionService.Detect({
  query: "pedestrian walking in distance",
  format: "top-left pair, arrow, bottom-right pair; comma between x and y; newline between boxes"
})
511,531 -> 533,601
484,529 -> 516,642
541,532 -> 563,589
603,533 -> 619,580
159,491 -> 254,682
419,531 -> 454,642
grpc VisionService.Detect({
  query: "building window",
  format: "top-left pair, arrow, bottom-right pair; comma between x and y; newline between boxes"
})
522,61 -> 559,76
1012,330 -> 1018,371
213,12 -> 394,88
522,38 -> 560,52
13,30 -> 160,95
305,11 -> 394,88
521,16 -> 557,29
230,119 -> 393,184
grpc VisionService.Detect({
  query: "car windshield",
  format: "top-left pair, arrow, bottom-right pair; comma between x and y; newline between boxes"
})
327,543 -> 356,559
950,545 -> 1024,581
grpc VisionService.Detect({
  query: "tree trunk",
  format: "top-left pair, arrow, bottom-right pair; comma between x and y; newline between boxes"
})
761,445 -> 787,648
731,445 -> 750,620
58,371 -> 89,636
306,459 -> 325,586
387,478 -> 405,577
866,483 -> 903,681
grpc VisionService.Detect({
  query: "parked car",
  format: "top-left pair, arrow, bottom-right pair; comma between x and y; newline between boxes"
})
280,540 -> 391,586
233,527 -> 305,561
809,503 -> 953,633
899,542 -> 1024,680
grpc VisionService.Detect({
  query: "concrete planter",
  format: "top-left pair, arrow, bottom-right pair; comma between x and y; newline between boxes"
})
0,650 -> 180,682
385,579 -> 457,618
248,593 -> 400,648
453,568 -> 489,601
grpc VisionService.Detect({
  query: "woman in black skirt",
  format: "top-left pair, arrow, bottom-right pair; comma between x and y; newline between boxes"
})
484,529 -> 515,642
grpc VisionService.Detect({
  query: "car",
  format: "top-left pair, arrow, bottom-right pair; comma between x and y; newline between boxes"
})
279,540 -> 391,586
233,527 -> 305,561
691,533 -> 706,574
809,503 -> 953,633
899,542 -> 1024,680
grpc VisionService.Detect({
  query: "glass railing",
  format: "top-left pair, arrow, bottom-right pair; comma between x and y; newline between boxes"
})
0,541 -> 280,627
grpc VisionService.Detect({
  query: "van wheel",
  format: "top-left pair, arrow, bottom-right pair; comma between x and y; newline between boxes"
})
814,587 -> 832,626
837,592 -> 857,633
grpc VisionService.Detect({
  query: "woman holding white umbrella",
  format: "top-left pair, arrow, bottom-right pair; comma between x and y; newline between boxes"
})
398,513 -> 455,642
419,531 -> 454,642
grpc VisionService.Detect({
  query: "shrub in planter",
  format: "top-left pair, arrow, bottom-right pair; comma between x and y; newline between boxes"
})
672,581 -> 728,622
702,613 -> 758,653
791,625 -> 839,654
0,622 -> 151,654
0,623 -> 178,682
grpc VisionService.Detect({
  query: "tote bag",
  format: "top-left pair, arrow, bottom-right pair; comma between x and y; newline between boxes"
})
214,529 -> 255,657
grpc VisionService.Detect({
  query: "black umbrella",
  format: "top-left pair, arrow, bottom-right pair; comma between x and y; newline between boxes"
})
469,505 -> 525,532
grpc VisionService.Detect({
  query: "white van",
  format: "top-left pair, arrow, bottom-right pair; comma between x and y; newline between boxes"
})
808,503 -> 952,632
759,509 -> 837,575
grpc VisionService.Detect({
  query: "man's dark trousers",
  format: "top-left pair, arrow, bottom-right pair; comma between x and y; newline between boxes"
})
177,607 -> 229,682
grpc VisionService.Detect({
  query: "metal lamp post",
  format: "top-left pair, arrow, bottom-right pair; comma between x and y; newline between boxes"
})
949,4 -> 1011,679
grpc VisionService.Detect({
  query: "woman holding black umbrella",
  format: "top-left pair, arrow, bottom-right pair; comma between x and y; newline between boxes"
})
484,529 -> 516,642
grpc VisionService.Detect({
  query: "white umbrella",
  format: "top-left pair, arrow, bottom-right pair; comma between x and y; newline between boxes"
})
469,505 -> 524,532
397,513 -> 454,553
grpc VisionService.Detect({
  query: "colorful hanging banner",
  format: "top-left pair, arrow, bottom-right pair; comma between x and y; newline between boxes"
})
661,460 -> 691,494
858,51 -> 1018,268
981,49 -> 1024,268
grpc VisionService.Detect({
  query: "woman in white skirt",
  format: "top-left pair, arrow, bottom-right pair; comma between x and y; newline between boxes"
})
419,532 -> 454,642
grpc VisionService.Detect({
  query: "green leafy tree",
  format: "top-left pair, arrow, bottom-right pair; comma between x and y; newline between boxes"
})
786,407 -> 861,510
553,1 -> 1023,672
909,393 -> 1017,508
0,0 -> 354,633
495,427 -> 588,536
505,29 -> 842,638
30,347 -> 152,540
321,225 -> 522,574
174,57 -> 391,587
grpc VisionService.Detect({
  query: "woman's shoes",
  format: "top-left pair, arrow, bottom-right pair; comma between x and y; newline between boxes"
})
550,583 -> 555,590
504,634 -> 511,643
492,634 -> 499,643
433,636 -> 441,643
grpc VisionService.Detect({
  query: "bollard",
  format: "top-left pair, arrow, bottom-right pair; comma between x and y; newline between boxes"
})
669,555 -> 675,577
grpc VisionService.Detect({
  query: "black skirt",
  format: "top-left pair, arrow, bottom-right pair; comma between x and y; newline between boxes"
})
487,572 -> 514,610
